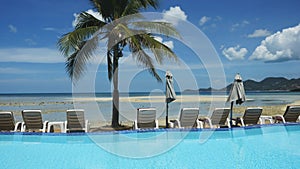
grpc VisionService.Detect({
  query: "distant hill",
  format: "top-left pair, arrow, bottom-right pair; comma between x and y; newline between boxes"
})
240,77 -> 300,91
184,77 -> 300,92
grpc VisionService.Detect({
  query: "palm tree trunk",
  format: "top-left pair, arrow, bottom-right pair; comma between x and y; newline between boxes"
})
111,46 -> 120,128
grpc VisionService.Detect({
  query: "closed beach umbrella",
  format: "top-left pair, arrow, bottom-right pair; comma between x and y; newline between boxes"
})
227,73 -> 246,127
166,71 -> 176,128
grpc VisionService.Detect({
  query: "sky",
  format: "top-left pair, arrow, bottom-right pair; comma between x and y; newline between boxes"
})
1,0 -> 300,93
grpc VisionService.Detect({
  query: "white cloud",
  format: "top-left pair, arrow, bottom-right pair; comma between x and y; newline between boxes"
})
163,41 -> 174,49
249,24 -> 300,62
24,39 -> 37,46
248,29 -> 271,38
43,27 -> 56,31
222,45 -> 248,61
72,9 -> 104,27
199,16 -> 222,30
199,16 -> 211,26
8,24 -> 17,33
0,67 -> 36,74
153,36 -> 174,49
0,48 -> 64,63
163,6 -> 187,26
215,16 -> 222,21
231,20 -> 250,31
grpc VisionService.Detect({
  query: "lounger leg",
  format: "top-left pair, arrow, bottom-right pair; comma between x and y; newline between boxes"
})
205,118 -> 213,129
42,121 -> 49,133
134,120 -> 138,130
197,120 -> 203,129
155,120 -> 159,129
14,122 -> 22,132
21,122 -> 26,132
64,121 -> 68,133
227,118 -> 231,128
85,120 -> 89,132
240,118 -> 245,127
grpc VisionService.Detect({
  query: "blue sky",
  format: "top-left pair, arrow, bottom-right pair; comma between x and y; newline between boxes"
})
1,0 -> 300,93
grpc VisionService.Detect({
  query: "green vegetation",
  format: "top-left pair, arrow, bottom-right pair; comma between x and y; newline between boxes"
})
57,0 -> 180,127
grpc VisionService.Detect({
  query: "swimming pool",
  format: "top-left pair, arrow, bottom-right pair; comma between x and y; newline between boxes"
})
0,124 -> 299,169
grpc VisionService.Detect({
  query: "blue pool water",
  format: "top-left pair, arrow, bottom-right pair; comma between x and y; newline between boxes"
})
0,124 -> 300,169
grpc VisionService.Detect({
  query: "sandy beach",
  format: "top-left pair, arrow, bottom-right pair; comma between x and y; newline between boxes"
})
1,94 -> 299,130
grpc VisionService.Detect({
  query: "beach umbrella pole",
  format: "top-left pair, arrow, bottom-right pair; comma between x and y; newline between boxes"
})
166,103 -> 169,128
230,101 -> 233,127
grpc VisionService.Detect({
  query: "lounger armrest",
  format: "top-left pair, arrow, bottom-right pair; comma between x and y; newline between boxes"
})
85,120 -> 89,132
273,115 -> 286,123
259,116 -> 273,124
14,121 -> 22,132
42,121 -> 49,133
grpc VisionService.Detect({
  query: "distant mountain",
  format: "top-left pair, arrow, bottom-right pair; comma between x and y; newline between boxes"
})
184,77 -> 300,92
241,77 -> 300,91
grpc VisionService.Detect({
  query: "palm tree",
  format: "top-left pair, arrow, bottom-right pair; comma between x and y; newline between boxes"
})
57,0 -> 180,127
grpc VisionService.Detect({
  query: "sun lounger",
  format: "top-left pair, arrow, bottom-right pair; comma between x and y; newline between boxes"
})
21,110 -> 48,132
200,108 -> 231,128
65,109 -> 89,132
169,108 -> 203,128
273,105 -> 300,123
234,107 -> 263,126
133,108 -> 159,130
0,112 -> 22,132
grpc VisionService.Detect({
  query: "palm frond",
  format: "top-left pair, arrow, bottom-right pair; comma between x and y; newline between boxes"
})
131,21 -> 181,38
134,33 -> 178,64
65,41 -> 86,80
128,35 -> 162,82
61,32 -> 100,81
132,49 -> 162,82
71,34 -> 99,81
75,12 -> 106,29
122,0 -> 158,16
90,0 -> 158,21
107,23 -> 141,50
89,0 -> 125,21
57,26 -> 100,57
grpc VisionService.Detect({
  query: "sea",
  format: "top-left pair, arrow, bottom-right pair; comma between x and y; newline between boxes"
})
0,92 -> 299,124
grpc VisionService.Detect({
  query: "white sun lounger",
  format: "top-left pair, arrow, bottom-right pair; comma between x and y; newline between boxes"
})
273,105 -> 300,123
65,109 -> 89,132
21,110 -> 48,132
169,108 -> 203,128
0,112 -> 22,132
235,107 -> 263,126
200,108 -> 231,128
134,108 -> 159,130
